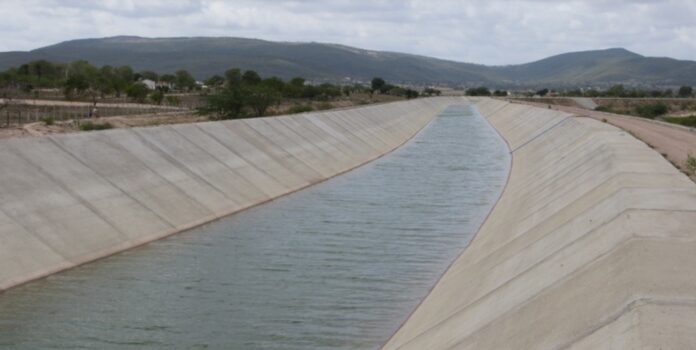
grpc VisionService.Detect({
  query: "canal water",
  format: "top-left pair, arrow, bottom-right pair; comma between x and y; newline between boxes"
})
0,104 -> 509,349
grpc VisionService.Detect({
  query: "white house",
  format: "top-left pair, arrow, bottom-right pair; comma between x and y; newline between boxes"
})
141,79 -> 157,90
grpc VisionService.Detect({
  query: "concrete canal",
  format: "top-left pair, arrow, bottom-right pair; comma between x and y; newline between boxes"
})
0,104 -> 509,349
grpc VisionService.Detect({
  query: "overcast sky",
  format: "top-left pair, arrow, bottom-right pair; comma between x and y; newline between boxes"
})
1,0 -> 695,65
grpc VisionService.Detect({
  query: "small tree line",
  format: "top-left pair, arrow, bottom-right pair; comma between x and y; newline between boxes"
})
203,72 -> 440,119
0,59 -> 197,104
462,84 -> 695,98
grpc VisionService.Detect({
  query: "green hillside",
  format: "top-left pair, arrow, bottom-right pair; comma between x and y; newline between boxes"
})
1,36 -> 695,88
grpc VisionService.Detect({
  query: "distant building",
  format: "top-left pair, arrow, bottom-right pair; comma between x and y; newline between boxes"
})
141,79 -> 157,90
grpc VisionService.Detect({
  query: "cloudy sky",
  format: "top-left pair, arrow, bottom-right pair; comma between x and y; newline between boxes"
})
1,0 -> 695,65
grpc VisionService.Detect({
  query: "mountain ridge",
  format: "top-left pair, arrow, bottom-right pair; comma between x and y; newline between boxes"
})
1,36 -> 695,88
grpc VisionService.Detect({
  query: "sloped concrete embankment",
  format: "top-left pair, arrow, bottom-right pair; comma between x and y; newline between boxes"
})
0,98 -> 457,291
384,98 -> 696,349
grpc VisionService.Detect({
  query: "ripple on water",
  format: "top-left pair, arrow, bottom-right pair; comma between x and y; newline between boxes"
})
0,104 -> 509,350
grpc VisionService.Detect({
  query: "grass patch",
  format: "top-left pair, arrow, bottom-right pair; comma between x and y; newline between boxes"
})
79,121 -> 113,131
661,115 -> 696,127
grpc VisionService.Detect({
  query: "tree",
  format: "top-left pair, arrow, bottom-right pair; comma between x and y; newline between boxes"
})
224,68 -> 242,88
371,77 -> 386,94
17,60 -> 65,88
63,60 -> 99,101
536,88 -> 549,96
205,75 -> 225,88
113,65 -> 134,97
125,82 -> 149,102
678,86 -> 693,98
96,65 -> 117,97
246,78 -> 283,116
286,77 -> 306,97
289,77 -> 305,87
241,70 -> 262,85
606,84 -> 625,97
204,68 -> 245,119
160,73 -> 177,85
175,69 -> 196,91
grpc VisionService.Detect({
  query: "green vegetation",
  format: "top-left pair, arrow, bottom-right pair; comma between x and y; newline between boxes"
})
465,87 -> 491,96
203,72 -> 416,119
662,115 -> 696,127
125,82 -> 149,103
287,104 -> 313,114
686,154 -> 696,175
369,77 -> 419,98
4,38 -> 696,88
634,102 -> 668,119
595,106 -> 614,113
79,121 -> 113,131
0,59 -> 197,104
40,116 -> 54,126
678,86 -> 693,98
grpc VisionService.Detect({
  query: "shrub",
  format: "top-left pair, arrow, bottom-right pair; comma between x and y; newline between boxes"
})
465,86 -> 491,96
287,104 -> 313,114
80,121 -> 113,131
41,116 -> 54,126
635,102 -> 668,119
594,106 -> 612,112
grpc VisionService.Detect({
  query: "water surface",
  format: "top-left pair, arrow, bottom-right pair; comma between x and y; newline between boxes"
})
0,104 -> 509,349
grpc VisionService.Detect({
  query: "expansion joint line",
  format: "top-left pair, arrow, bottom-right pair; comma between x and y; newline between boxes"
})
511,116 -> 572,153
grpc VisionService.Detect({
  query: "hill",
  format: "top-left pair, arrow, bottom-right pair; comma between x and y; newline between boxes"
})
1,36 -> 695,88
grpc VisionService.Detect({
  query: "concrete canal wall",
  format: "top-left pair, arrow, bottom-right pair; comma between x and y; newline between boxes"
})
384,98 -> 696,349
0,98 -> 455,291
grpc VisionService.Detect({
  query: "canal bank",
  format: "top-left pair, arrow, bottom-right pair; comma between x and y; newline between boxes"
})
0,98 -> 457,291
383,98 -> 696,349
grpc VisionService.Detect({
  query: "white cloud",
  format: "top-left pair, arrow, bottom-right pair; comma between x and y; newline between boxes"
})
0,0 -> 694,64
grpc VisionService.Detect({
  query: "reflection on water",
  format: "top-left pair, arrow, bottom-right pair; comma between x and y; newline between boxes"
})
0,104 -> 509,349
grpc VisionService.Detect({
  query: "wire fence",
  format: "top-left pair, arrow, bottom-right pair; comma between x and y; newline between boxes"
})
0,103 -> 190,128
